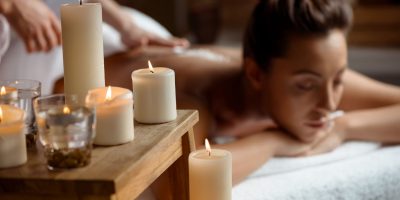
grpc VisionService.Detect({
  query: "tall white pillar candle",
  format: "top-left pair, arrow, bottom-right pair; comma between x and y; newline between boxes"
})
61,3 -> 105,103
189,139 -> 232,200
131,61 -> 177,123
0,105 -> 26,168
86,86 -> 134,145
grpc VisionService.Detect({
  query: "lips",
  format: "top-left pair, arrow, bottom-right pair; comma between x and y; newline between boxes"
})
304,120 -> 326,129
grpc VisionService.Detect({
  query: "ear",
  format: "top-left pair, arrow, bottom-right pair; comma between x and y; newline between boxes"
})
243,57 -> 263,90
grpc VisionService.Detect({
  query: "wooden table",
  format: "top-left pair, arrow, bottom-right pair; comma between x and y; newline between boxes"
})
0,110 -> 198,200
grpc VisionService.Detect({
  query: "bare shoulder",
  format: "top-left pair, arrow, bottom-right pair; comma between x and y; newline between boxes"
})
339,69 -> 400,110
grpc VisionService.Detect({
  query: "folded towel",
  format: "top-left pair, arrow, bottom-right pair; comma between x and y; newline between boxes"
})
233,144 -> 400,200
250,141 -> 381,177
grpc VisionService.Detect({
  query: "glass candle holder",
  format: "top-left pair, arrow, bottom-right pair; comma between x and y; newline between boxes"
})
0,86 -> 18,106
0,79 -> 41,148
34,94 -> 95,170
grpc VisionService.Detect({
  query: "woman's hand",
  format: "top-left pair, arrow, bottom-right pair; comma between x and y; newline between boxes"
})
302,116 -> 348,156
1,0 -> 61,53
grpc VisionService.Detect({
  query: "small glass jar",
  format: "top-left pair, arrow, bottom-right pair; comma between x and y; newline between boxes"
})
34,94 -> 95,170
0,79 -> 41,148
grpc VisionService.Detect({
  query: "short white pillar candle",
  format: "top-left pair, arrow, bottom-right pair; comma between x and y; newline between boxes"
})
0,105 -> 26,168
131,61 -> 177,123
189,139 -> 232,200
86,86 -> 134,145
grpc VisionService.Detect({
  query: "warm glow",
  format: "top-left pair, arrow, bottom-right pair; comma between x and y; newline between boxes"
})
63,106 -> 71,114
0,86 -> 5,95
148,60 -> 154,73
0,106 -> 2,124
205,139 -> 211,156
105,86 -> 112,101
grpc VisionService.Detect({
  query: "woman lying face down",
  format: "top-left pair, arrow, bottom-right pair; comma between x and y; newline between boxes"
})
55,0 -> 400,186
177,0 -> 400,184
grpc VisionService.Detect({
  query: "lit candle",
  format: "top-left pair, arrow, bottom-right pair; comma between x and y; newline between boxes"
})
0,105 -> 26,168
0,86 -> 18,105
86,86 -> 134,145
131,61 -> 177,123
189,139 -> 232,200
61,2 -> 105,103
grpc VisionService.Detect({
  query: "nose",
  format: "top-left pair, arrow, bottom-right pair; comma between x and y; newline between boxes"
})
319,85 -> 336,112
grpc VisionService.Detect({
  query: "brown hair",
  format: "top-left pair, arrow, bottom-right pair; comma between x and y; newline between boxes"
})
243,0 -> 353,71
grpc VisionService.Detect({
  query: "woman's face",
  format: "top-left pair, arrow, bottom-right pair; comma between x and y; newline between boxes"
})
260,29 -> 347,142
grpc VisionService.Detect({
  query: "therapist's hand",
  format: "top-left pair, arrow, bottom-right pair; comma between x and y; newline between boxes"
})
0,0 -> 61,53
118,11 -> 189,49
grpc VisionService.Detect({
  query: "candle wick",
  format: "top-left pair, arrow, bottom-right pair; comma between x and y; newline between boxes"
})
150,70 -> 154,73
208,150 -> 211,157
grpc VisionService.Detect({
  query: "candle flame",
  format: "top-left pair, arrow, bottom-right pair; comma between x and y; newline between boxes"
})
0,86 -> 5,95
105,86 -> 112,101
205,139 -> 211,156
0,106 -> 2,124
63,106 -> 71,114
148,60 -> 154,73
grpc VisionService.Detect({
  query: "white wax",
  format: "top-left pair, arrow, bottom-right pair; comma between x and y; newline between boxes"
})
86,87 -> 134,145
61,3 -> 105,103
0,105 -> 26,168
189,149 -> 232,200
131,67 -> 177,123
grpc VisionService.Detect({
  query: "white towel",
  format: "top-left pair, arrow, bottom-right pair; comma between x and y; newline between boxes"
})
233,143 -> 400,200
250,141 -> 381,177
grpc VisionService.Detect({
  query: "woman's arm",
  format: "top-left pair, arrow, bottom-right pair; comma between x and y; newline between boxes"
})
214,132 -> 311,185
343,104 -> 400,143
180,95 -> 311,185
339,70 -> 400,142
339,69 -> 400,109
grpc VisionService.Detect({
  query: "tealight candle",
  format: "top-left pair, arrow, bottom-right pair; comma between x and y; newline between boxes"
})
0,105 -> 26,168
86,86 -> 134,145
34,94 -> 95,170
61,2 -> 105,103
131,61 -> 177,123
0,86 -> 18,105
189,139 -> 232,200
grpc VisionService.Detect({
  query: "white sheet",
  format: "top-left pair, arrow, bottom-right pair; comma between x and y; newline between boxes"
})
233,143 -> 400,200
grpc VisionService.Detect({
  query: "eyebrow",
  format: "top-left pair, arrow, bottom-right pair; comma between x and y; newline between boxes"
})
293,70 -> 321,77
293,67 -> 347,78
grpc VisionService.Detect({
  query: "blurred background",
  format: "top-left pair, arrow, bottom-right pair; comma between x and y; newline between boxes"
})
116,0 -> 400,85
